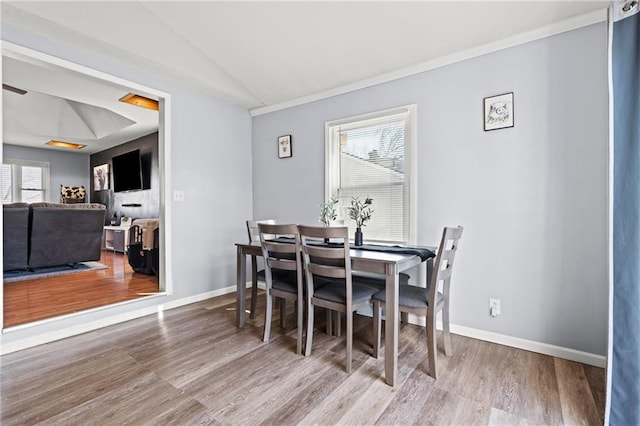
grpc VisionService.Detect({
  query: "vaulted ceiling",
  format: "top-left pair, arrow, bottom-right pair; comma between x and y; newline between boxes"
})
3,1 -> 610,111
1,1 -> 609,152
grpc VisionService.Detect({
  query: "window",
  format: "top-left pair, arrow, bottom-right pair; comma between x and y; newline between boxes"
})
2,159 -> 50,204
325,105 -> 417,244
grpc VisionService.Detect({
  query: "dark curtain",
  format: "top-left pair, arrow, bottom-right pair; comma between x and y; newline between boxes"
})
611,3 -> 640,424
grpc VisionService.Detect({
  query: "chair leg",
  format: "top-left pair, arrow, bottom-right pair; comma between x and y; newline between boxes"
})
426,308 -> 437,379
335,311 -> 342,337
305,303 -> 314,356
263,293 -> 272,343
400,312 -> 409,324
346,311 -> 353,374
296,297 -> 303,355
250,257 -> 258,319
443,304 -> 452,356
373,300 -> 382,358
326,309 -> 333,335
280,299 -> 287,328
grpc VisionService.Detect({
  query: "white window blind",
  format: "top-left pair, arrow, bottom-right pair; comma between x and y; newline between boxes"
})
21,165 -> 44,202
2,159 -> 49,204
2,164 -> 12,204
326,106 -> 416,244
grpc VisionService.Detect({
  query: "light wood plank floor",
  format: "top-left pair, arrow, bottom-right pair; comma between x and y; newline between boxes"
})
3,250 -> 160,327
0,292 -> 605,425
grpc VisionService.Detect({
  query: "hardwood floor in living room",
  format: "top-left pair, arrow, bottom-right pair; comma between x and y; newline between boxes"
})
3,250 -> 160,327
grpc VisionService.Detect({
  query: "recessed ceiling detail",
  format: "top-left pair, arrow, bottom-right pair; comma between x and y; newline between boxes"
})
2,54 -> 159,154
119,93 -> 159,111
66,99 -> 136,139
46,140 -> 86,150
4,89 -> 136,141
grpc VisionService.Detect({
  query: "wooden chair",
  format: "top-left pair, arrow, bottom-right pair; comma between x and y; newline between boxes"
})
299,225 -> 380,373
258,223 -> 304,355
372,226 -> 463,379
246,219 -> 276,318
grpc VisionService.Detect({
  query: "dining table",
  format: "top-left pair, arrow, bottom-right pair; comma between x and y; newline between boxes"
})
235,240 -> 434,387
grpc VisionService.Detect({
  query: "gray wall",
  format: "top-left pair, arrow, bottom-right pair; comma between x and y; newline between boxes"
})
1,20 -> 608,358
252,23 -> 609,355
1,25 -> 253,345
2,144 -> 90,201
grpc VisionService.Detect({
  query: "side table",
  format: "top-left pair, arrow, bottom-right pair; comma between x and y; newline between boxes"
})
103,225 -> 131,253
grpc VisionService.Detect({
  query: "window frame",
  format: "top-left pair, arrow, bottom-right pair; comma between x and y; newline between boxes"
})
325,104 -> 417,245
2,158 -> 50,204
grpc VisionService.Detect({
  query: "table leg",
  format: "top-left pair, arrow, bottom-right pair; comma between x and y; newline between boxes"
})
236,246 -> 247,328
384,264 -> 399,386
250,256 -> 258,319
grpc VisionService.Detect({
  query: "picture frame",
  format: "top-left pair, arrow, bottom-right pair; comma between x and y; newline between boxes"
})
484,92 -> 514,131
93,163 -> 110,191
278,134 -> 292,158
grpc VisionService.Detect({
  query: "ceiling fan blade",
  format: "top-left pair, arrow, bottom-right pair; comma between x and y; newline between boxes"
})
3,83 -> 27,95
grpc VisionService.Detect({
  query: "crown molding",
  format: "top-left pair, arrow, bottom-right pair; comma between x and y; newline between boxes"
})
250,8 -> 607,117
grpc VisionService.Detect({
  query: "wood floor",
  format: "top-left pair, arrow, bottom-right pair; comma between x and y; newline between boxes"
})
0,292 -> 605,425
3,250 -> 160,327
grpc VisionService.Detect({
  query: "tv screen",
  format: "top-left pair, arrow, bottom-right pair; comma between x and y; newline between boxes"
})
112,149 -> 143,192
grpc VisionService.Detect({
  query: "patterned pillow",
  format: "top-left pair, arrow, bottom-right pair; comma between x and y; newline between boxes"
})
60,185 -> 86,203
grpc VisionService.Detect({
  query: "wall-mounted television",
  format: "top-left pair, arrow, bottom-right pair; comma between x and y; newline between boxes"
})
112,149 -> 143,192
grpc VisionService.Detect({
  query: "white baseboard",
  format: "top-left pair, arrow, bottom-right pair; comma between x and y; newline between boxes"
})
451,324 -> 606,368
406,314 -> 606,368
2,285 -> 606,369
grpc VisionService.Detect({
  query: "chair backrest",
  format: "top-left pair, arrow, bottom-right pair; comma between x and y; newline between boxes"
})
428,226 -> 464,305
258,223 -> 303,288
247,219 -> 277,243
298,225 -> 354,307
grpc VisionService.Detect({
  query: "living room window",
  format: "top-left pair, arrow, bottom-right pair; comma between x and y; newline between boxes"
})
2,159 -> 50,204
325,105 -> 417,244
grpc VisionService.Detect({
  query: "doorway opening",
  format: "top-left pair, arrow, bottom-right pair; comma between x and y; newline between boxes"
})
1,42 -> 172,331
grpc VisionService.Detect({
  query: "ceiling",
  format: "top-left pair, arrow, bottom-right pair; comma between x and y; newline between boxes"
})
1,1 -> 609,152
2,53 -> 159,154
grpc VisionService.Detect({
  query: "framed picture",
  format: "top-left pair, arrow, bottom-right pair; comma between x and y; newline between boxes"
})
93,163 -> 110,191
484,92 -> 514,131
278,135 -> 292,158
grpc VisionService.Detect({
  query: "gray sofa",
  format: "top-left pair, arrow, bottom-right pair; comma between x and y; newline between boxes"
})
3,202 -> 30,271
3,202 -> 106,271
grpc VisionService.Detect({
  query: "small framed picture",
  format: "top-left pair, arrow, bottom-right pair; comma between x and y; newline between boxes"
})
93,163 -> 110,190
278,135 -> 292,158
484,92 -> 514,131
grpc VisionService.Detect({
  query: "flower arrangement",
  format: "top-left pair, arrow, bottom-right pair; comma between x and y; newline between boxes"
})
348,196 -> 374,228
319,196 -> 339,226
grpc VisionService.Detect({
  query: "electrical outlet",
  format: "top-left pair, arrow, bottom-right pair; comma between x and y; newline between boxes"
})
489,298 -> 501,317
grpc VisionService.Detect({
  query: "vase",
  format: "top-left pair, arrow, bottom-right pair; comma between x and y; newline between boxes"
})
354,227 -> 363,246
323,224 -> 330,244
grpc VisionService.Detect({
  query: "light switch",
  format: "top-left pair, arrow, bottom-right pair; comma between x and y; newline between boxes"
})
173,190 -> 185,202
